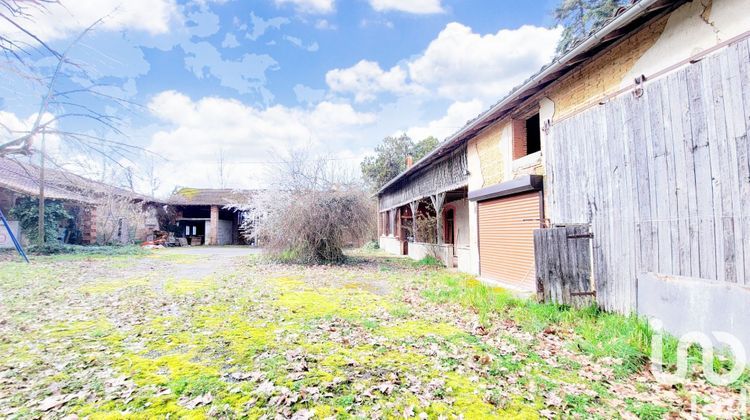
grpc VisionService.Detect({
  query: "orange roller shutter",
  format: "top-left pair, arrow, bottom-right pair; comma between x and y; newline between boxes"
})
478,191 -> 541,291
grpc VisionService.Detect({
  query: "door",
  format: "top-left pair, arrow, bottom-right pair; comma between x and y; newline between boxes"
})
478,191 -> 541,291
443,208 -> 455,245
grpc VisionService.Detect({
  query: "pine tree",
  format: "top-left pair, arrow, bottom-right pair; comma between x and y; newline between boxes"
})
554,0 -> 626,54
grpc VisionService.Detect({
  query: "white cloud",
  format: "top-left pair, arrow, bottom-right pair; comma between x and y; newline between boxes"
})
326,60 -> 422,103
182,42 -> 279,102
146,91 -> 375,190
326,23 -> 560,104
369,0 -> 444,14
221,33 -> 240,48
408,23 -> 562,101
283,36 -> 320,52
403,100 -> 484,141
274,0 -> 335,14
247,12 -> 289,41
0,0 -> 179,42
293,84 -> 327,104
314,19 -> 337,30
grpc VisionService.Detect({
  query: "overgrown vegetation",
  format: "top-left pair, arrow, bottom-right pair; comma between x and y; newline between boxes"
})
9,197 -> 70,244
95,192 -> 149,245
232,150 -> 375,264
421,271 -> 749,383
0,249 -> 745,418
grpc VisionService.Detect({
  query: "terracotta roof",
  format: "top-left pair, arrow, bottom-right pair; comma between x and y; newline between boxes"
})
378,0 -> 681,195
168,188 -> 254,206
0,156 -> 158,204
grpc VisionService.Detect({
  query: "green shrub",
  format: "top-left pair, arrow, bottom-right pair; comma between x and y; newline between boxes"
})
9,197 -> 70,244
412,255 -> 444,268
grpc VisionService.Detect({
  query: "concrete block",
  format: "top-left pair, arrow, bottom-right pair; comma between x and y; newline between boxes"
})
637,272 -> 750,363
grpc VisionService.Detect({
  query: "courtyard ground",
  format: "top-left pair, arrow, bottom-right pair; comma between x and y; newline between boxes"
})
0,247 -> 746,419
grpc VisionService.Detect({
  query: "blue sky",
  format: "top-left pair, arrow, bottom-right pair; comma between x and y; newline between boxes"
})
0,0 -> 561,195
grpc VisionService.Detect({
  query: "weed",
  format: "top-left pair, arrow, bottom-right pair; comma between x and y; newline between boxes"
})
411,256 -> 444,268
625,399 -> 669,419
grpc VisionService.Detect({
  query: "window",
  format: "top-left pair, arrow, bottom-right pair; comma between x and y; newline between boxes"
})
512,112 -> 541,159
525,114 -> 541,155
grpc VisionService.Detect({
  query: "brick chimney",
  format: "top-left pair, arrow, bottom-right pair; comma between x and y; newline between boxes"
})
405,155 -> 414,168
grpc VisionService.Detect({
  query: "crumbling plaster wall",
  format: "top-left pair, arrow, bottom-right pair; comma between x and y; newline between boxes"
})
546,0 -> 750,122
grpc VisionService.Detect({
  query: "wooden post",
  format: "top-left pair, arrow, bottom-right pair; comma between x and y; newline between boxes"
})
210,205 -> 219,245
430,193 -> 446,245
409,201 -> 418,242
396,208 -> 401,239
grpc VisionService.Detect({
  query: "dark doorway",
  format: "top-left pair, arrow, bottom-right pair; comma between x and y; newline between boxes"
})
444,208 -> 455,245
179,220 -> 206,245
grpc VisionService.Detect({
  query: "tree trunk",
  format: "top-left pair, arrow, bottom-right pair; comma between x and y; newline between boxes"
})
37,132 -> 45,245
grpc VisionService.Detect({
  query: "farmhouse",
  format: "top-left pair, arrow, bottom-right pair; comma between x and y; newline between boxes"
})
0,156 -> 159,245
378,0 -> 750,346
0,158 -> 257,247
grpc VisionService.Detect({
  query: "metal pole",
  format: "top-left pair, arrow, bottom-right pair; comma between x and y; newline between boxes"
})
38,131 -> 45,245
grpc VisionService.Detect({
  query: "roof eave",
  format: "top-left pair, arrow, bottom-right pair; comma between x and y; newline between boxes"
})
378,0 -> 669,196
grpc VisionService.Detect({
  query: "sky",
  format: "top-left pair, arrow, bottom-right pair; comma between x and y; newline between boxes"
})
0,0 -> 562,196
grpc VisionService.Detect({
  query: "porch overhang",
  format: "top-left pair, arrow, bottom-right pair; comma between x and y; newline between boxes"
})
378,145 -> 468,212
468,175 -> 543,202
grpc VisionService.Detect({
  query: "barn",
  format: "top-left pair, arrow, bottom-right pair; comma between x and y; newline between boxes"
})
377,0 -> 750,356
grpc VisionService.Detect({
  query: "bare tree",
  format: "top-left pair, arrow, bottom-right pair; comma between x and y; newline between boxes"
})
216,148 -> 226,189
230,150 -> 376,264
95,188 -> 147,245
0,0 -> 142,161
1,1 -> 152,242
145,156 -> 161,198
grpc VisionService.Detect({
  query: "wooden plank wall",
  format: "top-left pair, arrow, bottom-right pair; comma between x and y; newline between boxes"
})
379,145 -> 468,211
545,39 -> 750,313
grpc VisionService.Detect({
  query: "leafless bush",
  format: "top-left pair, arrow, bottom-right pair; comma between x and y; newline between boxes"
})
414,204 -> 437,244
95,191 -> 148,245
230,150 -> 376,264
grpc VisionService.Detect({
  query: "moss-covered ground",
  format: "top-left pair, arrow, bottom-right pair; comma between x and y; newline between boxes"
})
0,248 -> 745,418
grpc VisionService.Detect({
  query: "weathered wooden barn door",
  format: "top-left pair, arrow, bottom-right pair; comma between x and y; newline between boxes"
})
533,225 -> 596,307
543,38 -> 750,313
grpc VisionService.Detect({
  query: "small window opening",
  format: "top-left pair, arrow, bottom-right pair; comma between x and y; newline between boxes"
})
513,112 -> 541,160
525,113 -> 541,155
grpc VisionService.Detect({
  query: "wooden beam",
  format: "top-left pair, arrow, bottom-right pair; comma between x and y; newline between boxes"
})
430,192 -> 446,245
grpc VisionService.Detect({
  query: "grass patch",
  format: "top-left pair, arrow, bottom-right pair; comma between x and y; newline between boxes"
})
411,255 -> 444,268
422,271 -> 748,380
26,244 -> 147,257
